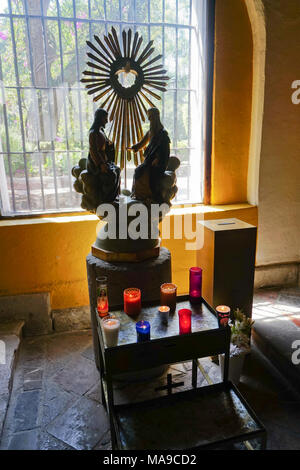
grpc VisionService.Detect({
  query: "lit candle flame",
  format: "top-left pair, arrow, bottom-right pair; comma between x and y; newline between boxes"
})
216,305 -> 230,313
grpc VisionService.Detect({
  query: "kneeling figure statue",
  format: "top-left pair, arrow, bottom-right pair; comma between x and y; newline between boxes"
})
129,107 -> 180,206
72,108 -> 121,212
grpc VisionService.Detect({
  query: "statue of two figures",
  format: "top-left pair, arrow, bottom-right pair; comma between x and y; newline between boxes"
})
72,107 -> 180,256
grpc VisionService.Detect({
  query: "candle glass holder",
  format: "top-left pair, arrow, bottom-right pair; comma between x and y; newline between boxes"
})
102,316 -> 120,347
158,305 -> 170,324
160,283 -> 177,312
216,305 -> 231,327
178,309 -> 192,334
96,276 -> 109,317
189,267 -> 202,303
136,320 -> 150,342
124,288 -> 141,316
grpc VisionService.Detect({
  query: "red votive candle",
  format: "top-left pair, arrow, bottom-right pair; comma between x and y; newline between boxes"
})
178,308 -> 192,334
216,305 -> 231,327
124,288 -> 141,316
160,283 -> 177,312
189,267 -> 202,303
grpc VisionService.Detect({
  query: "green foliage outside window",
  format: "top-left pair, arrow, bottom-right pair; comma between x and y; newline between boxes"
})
0,0 -> 193,212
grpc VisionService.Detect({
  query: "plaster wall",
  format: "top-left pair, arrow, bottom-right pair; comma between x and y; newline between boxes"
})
212,0 -> 253,205
213,0 -> 300,268
0,206 -> 257,309
256,0 -> 300,266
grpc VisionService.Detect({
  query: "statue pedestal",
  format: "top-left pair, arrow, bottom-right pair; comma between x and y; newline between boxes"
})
86,247 -> 171,370
91,239 -> 160,262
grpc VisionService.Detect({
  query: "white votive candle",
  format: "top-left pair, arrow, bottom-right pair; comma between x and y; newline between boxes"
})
158,305 -> 170,324
102,317 -> 120,347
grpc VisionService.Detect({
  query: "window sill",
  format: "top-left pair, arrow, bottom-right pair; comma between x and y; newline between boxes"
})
168,202 -> 256,217
0,203 -> 257,228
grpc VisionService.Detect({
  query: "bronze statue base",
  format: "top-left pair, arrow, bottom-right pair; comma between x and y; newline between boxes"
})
91,239 -> 161,263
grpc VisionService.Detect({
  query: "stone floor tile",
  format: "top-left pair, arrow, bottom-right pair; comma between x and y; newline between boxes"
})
8,429 -> 38,450
41,380 -> 76,427
46,333 -> 91,360
44,356 -> 73,380
253,288 -> 281,302
46,396 -> 109,450
0,367 -> 26,449
0,335 -> 20,438
38,430 -> 75,450
0,396 -> 8,438
169,363 -> 186,374
277,294 -> 300,309
23,367 -> 44,391
44,333 -> 93,379
266,422 -> 300,450
199,357 -> 222,384
81,345 -> 95,361
56,331 -> 93,353
280,287 -> 300,298
93,430 -> 112,450
23,379 -> 43,391
13,390 -> 41,432
52,355 -> 99,396
85,383 -> 102,403
182,361 -> 193,371
19,339 -> 46,370
24,367 -> 43,382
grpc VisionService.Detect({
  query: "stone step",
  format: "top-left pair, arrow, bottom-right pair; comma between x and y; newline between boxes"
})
52,306 -> 91,333
252,287 -> 300,395
0,321 -> 25,338
253,317 -> 300,394
0,321 -> 25,441
0,293 -> 52,336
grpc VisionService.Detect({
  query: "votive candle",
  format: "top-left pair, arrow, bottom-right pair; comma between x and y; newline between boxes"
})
158,305 -> 170,324
96,276 -> 109,317
189,267 -> 202,303
102,317 -> 120,347
124,288 -> 141,316
216,305 -> 231,327
160,283 -> 177,312
136,320 -> 150,342
178,309 -> 192,334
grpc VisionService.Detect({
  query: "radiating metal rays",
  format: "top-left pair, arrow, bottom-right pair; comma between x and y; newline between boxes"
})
81,27 -> 169,170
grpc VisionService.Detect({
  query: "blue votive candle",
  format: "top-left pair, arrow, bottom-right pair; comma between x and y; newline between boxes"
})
136,320 -> 151,342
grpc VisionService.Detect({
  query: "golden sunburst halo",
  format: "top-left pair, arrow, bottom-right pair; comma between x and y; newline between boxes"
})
81,26 -> 169,170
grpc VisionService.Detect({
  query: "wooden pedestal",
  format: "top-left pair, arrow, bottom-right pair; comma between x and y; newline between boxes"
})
196,218 -> 257,318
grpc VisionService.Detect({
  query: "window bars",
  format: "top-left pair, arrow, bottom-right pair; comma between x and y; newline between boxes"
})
0,0 -> 206,215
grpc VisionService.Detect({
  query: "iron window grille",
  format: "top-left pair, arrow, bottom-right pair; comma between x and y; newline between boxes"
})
0,0 -> 208,216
